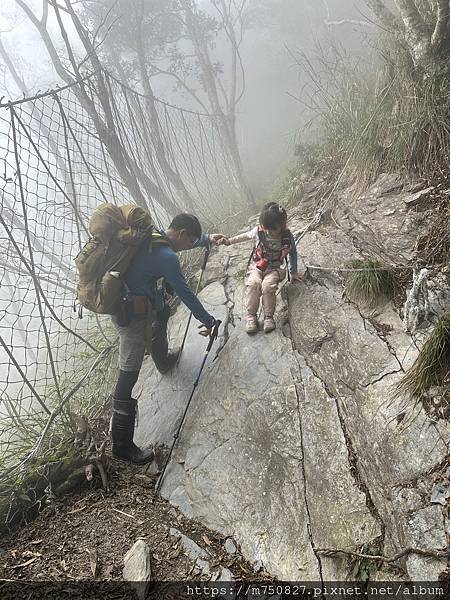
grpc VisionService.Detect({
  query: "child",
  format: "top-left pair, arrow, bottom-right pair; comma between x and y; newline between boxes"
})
220,202 -> 304,334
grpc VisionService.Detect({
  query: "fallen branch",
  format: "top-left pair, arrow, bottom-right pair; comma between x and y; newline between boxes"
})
316,546 -> 450,563
112,508 -> 136,520
94,460 -> 108,490
2,344 -> 116,482
9,556 -> 40,569
0,578 -> 34,583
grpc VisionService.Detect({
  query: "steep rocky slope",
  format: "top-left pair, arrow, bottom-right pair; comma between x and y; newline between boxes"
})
134,174 -> 449,581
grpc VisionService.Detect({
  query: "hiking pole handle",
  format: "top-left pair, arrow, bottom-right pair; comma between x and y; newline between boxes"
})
206,319 -> 221,352
201,246 -> 211,271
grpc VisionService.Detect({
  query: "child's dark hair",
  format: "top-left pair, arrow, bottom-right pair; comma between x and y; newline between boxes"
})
259,202 -> 287,229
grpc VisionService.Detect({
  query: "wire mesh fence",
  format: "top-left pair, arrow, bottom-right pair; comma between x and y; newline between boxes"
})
0,69 -> 244,525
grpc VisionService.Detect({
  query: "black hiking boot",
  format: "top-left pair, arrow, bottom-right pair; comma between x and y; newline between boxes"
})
111,397 -> 154,465
112,441 -> 155,465
156,348 -> 181,374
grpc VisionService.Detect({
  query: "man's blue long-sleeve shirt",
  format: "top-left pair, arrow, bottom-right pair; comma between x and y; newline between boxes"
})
125,233 -> 215,328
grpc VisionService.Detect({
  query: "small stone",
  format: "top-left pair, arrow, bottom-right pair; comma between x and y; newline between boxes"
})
145,461 -> 160,477
220,567 -> 235,581
169,528 -> 210,561
169,486 -> 194,517
253,559 -> 264,572
195,558 -> 210,576
123,540 -> 152,600
224,538 -> 237,555
404,186 -> 433,205
430,482 -> 449,506
428,386 -> 442,398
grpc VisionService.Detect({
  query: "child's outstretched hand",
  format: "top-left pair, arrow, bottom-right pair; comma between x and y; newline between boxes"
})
290,272 -> 305,283
210,233 -> 226,245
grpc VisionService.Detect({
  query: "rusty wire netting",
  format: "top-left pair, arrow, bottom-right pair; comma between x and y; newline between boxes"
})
0,69 -> 242,521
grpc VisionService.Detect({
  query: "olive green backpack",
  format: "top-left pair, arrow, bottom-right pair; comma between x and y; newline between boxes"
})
74,204 -> 155,315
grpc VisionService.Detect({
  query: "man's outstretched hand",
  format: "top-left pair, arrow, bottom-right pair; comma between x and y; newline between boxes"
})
198,324 -> 213,337
209,233 -> 227,245
198,317 -> 221,337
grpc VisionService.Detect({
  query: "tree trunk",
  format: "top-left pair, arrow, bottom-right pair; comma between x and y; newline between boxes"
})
367,0 -> 450,76
394,0 -> 434,69
182,1 -> 255,209
15,0 -> 181,216
135,0 -> 196,212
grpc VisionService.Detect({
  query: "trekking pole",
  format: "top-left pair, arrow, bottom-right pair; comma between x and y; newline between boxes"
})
156,318 -> 221,494
176,246 -> 211,366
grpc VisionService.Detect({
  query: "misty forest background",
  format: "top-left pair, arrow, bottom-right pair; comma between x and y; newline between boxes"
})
0,0 -> 449,525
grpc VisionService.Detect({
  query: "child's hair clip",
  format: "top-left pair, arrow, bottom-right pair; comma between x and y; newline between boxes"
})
272,203 -> 285,214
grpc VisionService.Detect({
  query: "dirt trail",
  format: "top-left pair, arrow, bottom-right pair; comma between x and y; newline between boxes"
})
0,460 -> 270,598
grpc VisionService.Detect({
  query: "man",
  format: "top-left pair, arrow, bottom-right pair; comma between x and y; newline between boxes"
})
111,213 -> 224,465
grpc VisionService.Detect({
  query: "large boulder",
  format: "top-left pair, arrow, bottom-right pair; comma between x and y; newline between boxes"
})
134,175 -> 449,580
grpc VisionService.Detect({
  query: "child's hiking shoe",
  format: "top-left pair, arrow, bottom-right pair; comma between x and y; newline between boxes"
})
264,317 -> 276,333
245,315 -> 258,334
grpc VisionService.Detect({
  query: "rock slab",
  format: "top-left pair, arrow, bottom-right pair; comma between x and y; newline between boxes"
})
123,539 -> 152,600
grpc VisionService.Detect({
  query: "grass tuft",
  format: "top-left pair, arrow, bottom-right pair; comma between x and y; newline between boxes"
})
291,41 -> 450,188
394,312 -> 450,399
345,259 -> 398,308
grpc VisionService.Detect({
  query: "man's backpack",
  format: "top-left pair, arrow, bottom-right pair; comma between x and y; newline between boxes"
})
74,204 -> 154,315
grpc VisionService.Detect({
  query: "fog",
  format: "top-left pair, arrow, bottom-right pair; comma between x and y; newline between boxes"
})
235,0 -> 376,195
0,0 -> 380,451
0,1 -> 378,197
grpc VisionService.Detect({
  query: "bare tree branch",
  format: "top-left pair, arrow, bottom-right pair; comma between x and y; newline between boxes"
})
90,0 -> 119,48
323,0 -> 374,28
48,0 -> 82,79
0,37 -> 28,92
209,0 -> 247,112
431,0 -> 450,47
324,19 -> 375,28
148,63 -> 209,112
134,0 -> 194,209
365,0 -> 402,31
14,0 -> 75,84
41,0 -> 49,25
